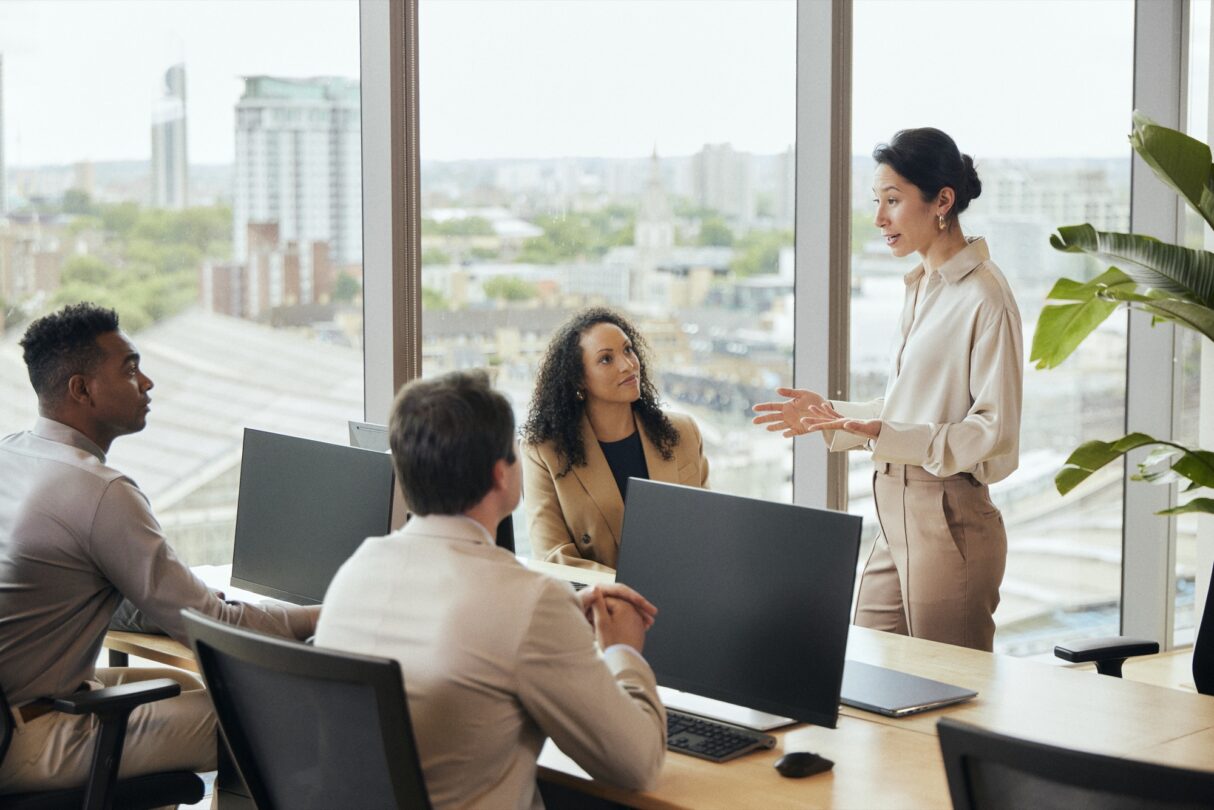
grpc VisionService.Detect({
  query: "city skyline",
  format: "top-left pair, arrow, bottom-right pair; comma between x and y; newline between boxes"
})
0,0 -> 1135,168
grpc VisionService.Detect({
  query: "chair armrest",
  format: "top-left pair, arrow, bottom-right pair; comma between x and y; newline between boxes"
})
1055,636 -> 1159,677
53,678 -> 181,716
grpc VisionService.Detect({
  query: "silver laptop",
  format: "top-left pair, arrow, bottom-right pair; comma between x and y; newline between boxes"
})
840,661 -> 977,717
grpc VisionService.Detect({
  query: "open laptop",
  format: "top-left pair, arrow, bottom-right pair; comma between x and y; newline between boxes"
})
840,660 -> 977,717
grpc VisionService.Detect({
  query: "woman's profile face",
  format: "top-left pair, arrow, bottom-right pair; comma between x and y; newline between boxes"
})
872,163 -> 940,258
578,321 -> 642,407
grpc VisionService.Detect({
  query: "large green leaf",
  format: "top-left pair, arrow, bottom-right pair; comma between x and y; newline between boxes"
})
1131,111 -> 1214,233
1139,297 -> 1214,344
1056,432 -> 1214,503
1029,267 -> 1130,369
1050,224 -> 1214,306
1159,497 -> 1214,516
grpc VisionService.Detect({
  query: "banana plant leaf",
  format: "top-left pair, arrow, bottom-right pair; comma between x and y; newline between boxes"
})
1159,497 -> 1214,516
1056,432 -> 1214,500
1030,267 -> 1131,369
1131,111 -> 1214,233
1049,224 -> 1214,307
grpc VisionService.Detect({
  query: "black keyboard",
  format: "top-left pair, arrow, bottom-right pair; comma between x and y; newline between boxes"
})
665,709 -> 777,763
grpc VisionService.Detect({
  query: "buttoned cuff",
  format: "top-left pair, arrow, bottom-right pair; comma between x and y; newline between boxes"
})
871,420 -> 932,466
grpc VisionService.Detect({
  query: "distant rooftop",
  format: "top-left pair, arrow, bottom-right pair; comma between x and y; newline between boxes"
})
239,75 -> 360,104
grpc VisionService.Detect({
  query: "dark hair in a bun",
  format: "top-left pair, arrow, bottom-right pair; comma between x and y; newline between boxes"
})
872,128 -> 980,223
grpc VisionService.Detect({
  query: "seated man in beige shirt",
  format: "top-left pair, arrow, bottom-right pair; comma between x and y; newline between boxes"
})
316,370 -> 667,809
0,302 -> 319,793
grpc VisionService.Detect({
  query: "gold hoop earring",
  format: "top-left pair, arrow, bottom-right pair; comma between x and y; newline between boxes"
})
937,215 -> 947,231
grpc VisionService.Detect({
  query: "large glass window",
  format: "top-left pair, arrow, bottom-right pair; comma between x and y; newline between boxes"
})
418,0 -> 796,557
1176,0 -> 1210,646
849,0 -> 1134,656
0,0 -> 364,565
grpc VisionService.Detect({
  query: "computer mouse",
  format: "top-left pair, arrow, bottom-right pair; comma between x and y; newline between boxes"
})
774,751 -> 834,778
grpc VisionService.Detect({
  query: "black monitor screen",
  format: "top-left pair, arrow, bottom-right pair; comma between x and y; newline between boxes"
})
231,428 -> 395,604
615,479 -> 862,728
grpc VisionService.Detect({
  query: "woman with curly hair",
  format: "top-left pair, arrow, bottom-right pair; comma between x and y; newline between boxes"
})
522,307 -> 709,571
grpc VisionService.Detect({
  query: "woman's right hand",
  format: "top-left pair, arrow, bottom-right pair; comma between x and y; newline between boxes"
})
751,387 -> 827,437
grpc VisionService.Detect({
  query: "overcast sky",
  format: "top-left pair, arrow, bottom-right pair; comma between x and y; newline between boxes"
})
0,0 -> 1137,167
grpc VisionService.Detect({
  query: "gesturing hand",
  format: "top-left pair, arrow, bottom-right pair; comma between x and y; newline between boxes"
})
799,401 -> 882,441
751,387 -> 826,438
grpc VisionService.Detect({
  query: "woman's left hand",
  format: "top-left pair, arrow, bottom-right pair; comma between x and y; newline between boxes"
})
800,402 -> 882,440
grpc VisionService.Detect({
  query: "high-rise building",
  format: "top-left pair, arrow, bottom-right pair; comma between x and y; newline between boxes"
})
0,53 -> 7,217
692,143 -> 755,226
233,75 -> 361,266
150,64 -> 188,210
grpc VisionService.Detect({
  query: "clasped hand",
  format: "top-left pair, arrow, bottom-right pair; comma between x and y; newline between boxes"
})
578,583 -> 656,652
751,386 -> 881,441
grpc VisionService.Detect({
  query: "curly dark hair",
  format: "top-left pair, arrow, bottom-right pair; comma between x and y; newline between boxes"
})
522,307 -> 679,477
19,302 -> 120,404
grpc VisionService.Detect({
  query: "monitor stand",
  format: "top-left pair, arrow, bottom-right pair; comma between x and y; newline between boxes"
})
657,686 -> 796,732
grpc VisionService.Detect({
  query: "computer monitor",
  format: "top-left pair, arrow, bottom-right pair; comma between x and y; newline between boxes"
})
231,428 -> 396,605
346,420 -> 516,553
615,479 -> 862,729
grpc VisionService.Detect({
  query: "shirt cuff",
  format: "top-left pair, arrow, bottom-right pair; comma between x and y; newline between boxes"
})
872,420 -> 932,466
603,643 -> 646,665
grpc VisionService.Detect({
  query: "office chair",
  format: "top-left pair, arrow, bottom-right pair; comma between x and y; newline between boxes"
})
182,610 -> 432,810
0,680 -> 205,810
937,717 -> 1214,810
1054,560 -> 1213,695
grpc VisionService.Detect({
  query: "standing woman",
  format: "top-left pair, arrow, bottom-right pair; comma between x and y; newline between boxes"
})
522,307 -> 709,572
753,128 -> 1022,652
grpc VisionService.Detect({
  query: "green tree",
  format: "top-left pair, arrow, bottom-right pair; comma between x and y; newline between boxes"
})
730,229 -> 793,276
333,272 -> 361,303
422,216 -> 495,236
698,216 -> 735,247
422,246 -> 452,266
62,189 -> 96,216
483,275 -> 537,301
422,286 -> 450,311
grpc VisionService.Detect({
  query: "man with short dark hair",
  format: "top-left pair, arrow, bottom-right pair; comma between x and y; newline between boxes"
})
316,370 -> 666,809
0,302 -> 318,792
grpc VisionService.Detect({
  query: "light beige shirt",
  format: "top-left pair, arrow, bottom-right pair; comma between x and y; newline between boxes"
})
315,514 -> 666,810
828,237 -> 1023,484
0,418 -> 315,707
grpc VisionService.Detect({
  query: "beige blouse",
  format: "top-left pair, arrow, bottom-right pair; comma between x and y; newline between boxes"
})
827,237 -> 1023,484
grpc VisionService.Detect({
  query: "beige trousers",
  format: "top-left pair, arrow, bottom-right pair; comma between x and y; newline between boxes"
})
0,666 -> 216,793
854,463 -> 1007,652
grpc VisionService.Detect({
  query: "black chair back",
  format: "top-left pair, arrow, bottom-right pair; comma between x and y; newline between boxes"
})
183,610 -> 431,810
938,717 -> 1214,810
1194,558 -> 1213,695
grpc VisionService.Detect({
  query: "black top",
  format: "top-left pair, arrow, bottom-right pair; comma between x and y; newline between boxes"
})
599,430 -> 649,501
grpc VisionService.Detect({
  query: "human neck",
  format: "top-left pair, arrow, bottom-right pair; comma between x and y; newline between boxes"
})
463,500 -> 508,541
585,401 -> 636,443
920,228 -> 970,276
40,406 -> 113,454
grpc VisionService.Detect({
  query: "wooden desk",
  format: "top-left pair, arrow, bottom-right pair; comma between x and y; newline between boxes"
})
537,628 -> 1214,809
104,594 -> 1214,808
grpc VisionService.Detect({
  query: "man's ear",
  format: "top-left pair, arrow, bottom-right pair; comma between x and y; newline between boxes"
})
491,457 -> 510,493
66,374 -> 91,406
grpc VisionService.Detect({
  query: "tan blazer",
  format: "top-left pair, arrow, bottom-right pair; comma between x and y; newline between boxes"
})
523,410 -> 709,571
315,515 -> 666,809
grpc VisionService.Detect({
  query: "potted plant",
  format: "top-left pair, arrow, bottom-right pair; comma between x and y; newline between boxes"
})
1031,111 -> 1213,693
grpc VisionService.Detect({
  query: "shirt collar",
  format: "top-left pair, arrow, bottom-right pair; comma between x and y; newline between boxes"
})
903,236 -> 990,287
32,416 -> 107,463
403,513 -> 496,547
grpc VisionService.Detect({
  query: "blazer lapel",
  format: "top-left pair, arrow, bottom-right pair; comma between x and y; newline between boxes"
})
571,414 -> 625,545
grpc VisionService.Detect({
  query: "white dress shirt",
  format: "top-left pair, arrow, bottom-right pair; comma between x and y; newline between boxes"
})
828,237 -> 1023,483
